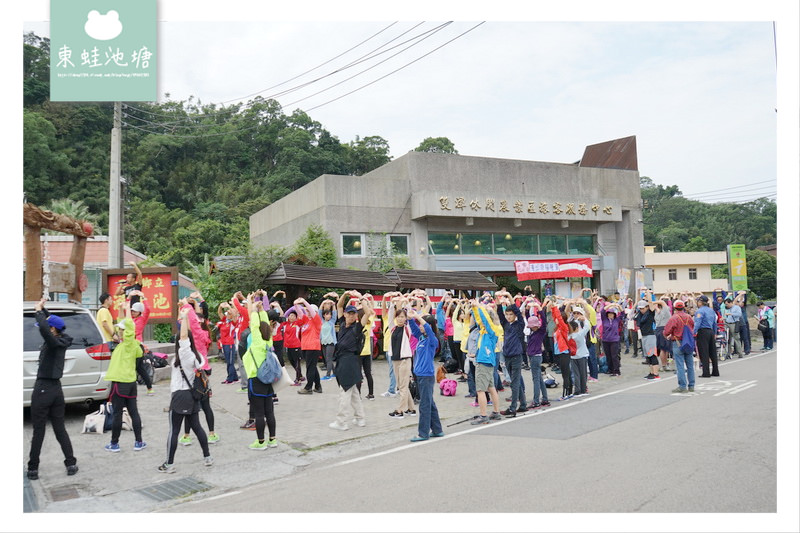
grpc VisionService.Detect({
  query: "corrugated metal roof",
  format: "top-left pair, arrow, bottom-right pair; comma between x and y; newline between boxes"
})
263,263 -> 398,291
579,136 -> 638,171
385,269 -> 497,291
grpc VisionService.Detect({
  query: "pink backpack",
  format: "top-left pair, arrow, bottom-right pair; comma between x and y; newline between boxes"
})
439,378 -> 457,396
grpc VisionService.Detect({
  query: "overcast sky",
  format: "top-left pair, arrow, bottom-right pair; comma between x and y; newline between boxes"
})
19,11 -> 786,203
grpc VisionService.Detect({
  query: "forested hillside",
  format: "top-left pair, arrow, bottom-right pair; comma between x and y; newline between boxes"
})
23,33 -> 777,280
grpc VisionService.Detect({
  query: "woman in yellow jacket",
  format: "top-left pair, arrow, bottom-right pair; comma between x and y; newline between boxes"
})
242,295 -> 277,450
104,301 -> 145,453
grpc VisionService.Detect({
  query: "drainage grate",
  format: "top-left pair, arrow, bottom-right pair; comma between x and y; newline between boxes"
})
49,486 -> 80,502
135,477 -> 213,502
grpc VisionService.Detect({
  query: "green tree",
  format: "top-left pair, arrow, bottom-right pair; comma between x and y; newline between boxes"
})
414,136 -> 458,154
44,198 -> 102,234
293,224 -> 337,268
365,232 -> 412,272
23,32 -> 50,106
681,236 -> 709,252
216,245 -> 292,296
345,135 -> 391,175
745,249 -> 776,300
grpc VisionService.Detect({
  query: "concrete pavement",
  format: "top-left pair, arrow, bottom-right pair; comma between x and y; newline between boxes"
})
23,337 -> 772,512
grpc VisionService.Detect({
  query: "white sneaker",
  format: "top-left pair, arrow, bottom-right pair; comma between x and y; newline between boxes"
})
204,456 -> 214,467
352,418 -> 366,427
329,421 -> 349,431
380,391 -> 397,397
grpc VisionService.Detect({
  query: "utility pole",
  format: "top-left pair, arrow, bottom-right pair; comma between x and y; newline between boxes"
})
108,101 -> 123,268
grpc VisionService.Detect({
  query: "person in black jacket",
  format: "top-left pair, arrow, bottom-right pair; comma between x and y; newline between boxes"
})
27,299 -> 78,480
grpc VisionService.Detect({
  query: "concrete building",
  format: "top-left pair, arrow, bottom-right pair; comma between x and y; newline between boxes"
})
250,136 -> 646,296
644,246 -> 728,295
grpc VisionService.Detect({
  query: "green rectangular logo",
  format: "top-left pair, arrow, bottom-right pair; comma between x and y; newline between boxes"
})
727,244 -> 748,291
50,0 -> 157,101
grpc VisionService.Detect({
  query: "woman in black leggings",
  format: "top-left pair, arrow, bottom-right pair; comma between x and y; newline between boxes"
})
159,306 -> 212,473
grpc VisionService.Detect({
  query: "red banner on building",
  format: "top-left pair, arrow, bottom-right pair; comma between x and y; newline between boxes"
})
106,271 -> 176,322
514,258 -> 593,280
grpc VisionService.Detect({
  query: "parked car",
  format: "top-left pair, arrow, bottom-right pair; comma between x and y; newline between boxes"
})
23,301 -> 111,408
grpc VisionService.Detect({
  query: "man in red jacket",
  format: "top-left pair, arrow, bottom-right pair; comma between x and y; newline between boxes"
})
663,300 -> 695,393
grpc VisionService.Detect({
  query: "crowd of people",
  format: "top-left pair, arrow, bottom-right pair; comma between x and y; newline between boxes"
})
26,269 -> 777,479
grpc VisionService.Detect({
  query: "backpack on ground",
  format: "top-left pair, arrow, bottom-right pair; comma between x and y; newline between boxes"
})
542,367 -> 558,388
443,357 -> 459,374
435,364 -> 447,383
439,378 -> 457,396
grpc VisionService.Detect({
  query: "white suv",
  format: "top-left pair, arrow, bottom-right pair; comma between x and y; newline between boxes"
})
23,301 -> 111,408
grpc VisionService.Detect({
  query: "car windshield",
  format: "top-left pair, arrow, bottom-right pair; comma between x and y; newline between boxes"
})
23,311 -> 103,351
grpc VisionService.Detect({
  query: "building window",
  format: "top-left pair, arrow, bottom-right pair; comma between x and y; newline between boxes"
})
539,235 -> 567,255
460,233 -> 493,255
492,234 -> 538,254
388,234 -> 409,256
428,233 -> 461,255
341,234 -> 364,256
688,268 -> 697,280
567,235 -> 594,254
668,268 -> 677,281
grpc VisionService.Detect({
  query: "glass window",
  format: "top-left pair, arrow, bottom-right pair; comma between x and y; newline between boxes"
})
342,234 -> 363,256
428,233 -> 461,255
689,268 -> 697,280
460,234 -> 492,255
492,234 -> 538,254
24,311 -> 103,351
567,235 -> 594,254
668,268 -> 677,281
539,235 -> 567,255
388,235 -> 408,256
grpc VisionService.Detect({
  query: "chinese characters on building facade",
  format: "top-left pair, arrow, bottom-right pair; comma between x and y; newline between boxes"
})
437,196 -> 614,217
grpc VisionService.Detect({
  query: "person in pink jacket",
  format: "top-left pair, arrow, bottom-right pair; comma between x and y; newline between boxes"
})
178,296 -> 219,445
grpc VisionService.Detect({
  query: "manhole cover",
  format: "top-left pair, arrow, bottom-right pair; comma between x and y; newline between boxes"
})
135,477 -> 213,502
49,486 -> 80,502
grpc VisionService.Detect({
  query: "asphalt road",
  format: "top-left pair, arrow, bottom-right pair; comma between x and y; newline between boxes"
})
173,349 -> 778,514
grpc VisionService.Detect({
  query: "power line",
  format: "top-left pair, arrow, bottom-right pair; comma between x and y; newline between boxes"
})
122,22 -> 485,139
282,22 -> 453,109
682,179 -> 775,197
305,21 -> 485,112
686,186 -> 777,201
122,22 -> 431,122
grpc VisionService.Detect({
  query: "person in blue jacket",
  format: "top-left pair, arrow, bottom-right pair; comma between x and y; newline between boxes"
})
407,309 -> 444,441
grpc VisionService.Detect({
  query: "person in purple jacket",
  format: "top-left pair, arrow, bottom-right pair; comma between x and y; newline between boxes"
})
599,301 -> 624,376
406,309 -> 444,442
523,296 -> 551,409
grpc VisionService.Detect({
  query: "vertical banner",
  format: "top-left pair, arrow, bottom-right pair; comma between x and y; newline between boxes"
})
616,268 -> 632,298
727,244 -> 748,291
635,270 -> 646,299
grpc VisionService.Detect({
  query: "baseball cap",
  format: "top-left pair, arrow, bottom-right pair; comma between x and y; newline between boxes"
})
637,300 -> 648,308
674,300 -> 685,309
344,305 -> 358,313
572,307 -> 585,315
131,302 -> 145,313
36,314 -> 66,331
696,295 -> 709,303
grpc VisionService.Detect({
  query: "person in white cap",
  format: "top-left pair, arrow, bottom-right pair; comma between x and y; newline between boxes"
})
567,305 -> 591,395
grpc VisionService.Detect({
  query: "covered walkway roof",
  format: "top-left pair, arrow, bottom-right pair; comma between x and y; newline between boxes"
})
262,263 -> 397,291
385,269 -> 497,291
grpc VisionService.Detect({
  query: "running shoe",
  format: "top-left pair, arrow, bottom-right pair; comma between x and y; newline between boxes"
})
352,418 -> 366,427
366,394 -> 375,400
249,439 -> 269,450
388,411 -> 405,418
133,441 -> 147,451
179,436 -> 192,446
405,410 -> 417,417
380,390 -> 397,397
204,456 -> 214,466
328,421 -> 349,431
146,388 -> 155,395
104,442 -> 120,453
158,462 -> 176,474
240,419 -> 256,430
267,439 -> 278,448
470,415 -> 489,425
207,434 -> 220,444
488,412 -> 502,421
